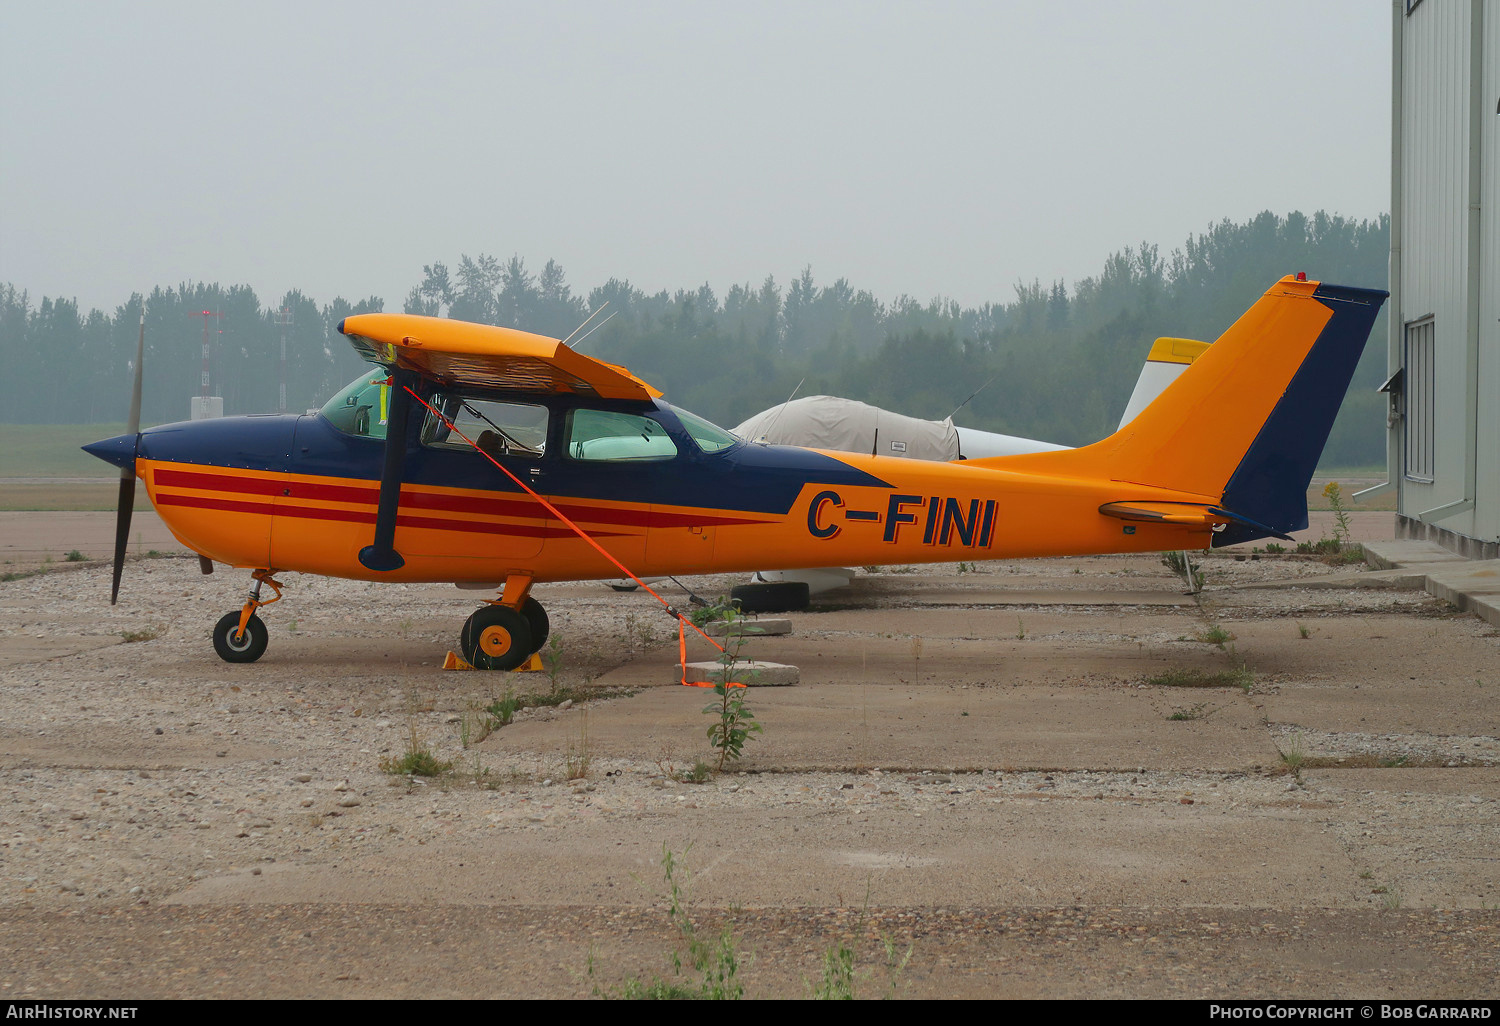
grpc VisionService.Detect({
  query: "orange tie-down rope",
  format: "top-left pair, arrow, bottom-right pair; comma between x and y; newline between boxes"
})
403,386 -> 736,688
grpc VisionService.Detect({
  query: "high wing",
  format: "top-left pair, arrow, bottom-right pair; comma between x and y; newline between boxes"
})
337,313 -> 661,400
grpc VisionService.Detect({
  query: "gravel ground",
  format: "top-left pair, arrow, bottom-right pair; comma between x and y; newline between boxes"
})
2,545 -> 1497,999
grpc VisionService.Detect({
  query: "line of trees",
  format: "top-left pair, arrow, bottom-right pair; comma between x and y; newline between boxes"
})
0,210 -> 1389,465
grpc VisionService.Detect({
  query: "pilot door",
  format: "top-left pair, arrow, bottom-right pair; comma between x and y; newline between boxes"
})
403,395 -> 554,561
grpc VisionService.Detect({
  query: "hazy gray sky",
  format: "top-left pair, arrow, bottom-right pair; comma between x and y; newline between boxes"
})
1,0 -> 1391,315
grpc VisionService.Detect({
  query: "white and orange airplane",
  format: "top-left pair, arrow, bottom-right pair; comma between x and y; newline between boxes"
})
85,275 -> 1385,670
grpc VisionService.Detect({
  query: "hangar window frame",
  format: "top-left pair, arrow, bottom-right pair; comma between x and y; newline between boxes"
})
1403,316 -> 1436,484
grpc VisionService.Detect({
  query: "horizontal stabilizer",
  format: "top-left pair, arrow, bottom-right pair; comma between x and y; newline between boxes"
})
1098,501 -> 1294,541
1097,501 -> 1220,527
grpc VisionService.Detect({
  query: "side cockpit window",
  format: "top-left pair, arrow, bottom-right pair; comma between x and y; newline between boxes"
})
423,395 -> 549,459
320,370 -> 390,439
566,409 -> 678,461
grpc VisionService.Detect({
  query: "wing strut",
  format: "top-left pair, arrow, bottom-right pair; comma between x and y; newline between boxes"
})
358,369 -> 417,572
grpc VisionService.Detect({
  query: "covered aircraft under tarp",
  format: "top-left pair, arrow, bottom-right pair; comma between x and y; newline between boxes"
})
732,396 -> 1070,462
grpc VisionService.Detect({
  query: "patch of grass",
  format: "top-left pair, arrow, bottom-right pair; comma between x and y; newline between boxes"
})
565,711 -> 591,780
1195,625 -> 1234,646
1015,618 -> 1026,641
1,569 -> 45,583
675,760 -> 714,784
1296,621 -> 1311,639
592,845 -> 747,1000
1280,732 -> 1307,774
380,723 -> 453,777
1146,667 -> 1255,692
807,886 -> 913,1000
119,626 -> 161,643
1166,702 -> 1212,721
64,549 -> 87,562
1161,549 -> 1204,592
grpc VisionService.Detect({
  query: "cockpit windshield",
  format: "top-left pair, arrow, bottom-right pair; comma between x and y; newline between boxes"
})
320,369 -> 390,439
667,404 -> 741,454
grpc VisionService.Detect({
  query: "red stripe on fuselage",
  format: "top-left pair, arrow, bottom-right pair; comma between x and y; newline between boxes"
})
151,466 -> 766,528
154,492 -> 628,539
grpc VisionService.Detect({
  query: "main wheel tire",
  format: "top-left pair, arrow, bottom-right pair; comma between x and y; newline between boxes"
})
212,611 -> 268,664
520,597 -> 550,653
460,604 -> 533,671
729,581 -> 811,614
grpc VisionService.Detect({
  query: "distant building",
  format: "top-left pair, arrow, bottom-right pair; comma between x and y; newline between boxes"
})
1381,0 -> 1498,558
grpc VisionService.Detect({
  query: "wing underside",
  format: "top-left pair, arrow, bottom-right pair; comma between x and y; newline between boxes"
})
338,313 -> 661,401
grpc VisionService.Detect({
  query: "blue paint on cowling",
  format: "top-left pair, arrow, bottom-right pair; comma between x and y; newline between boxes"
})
1212,283 -> 1388,548
134,415 -> 301,475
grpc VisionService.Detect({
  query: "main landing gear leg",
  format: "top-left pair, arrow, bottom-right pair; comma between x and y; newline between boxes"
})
212,570 -> 283,664
459,573 -> 549,671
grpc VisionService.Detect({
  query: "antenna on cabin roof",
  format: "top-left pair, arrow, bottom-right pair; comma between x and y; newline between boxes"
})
759,377 -> 806,442
559,302 -> 609,348
569,310 -> 617,353
947,370 -> 1001,422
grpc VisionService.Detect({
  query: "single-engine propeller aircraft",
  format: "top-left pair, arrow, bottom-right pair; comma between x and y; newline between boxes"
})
85,276 -> 1385,670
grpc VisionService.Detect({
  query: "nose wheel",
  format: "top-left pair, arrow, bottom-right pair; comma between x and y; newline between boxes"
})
211,570 -> 283,664
213,611 -> 268,663
460,597 -> 549,671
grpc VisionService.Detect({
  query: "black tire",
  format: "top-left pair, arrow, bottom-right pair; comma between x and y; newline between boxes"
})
520,597 -> 550,653
460,604 -> 533,671
729,581 -> 810,614
212,611 -> 268,664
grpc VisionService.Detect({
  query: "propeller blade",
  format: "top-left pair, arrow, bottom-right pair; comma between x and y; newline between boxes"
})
110,304 -> 146,605
110,475 -> 134,605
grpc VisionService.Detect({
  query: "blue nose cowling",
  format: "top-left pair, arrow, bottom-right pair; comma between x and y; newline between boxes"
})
82,433 -> 139,470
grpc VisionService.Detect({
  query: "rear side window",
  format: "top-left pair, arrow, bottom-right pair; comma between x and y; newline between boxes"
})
424,396 -> 549,459
566,410 -> 678,461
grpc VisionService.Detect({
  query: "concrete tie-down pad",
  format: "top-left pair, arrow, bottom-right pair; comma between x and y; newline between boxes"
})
682,659 -> 799,686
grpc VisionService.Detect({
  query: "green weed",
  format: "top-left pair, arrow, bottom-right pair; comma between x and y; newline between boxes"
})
1196,625 -> 1234,647
565,711 -> 591,780
594,845 -> 747,1000
64,550 -> 87,562
702,603 -> 763,771
1161,549 -> 1204,592
1166,702 -> 1212,721
1280,732 -> 1307,774
380,722 -> 453,777
1297,621 -> 1311,639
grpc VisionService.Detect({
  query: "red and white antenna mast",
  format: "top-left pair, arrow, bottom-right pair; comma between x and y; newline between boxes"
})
188,308 -> 225,399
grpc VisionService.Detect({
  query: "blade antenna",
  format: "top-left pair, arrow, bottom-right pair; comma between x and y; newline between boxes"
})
759,377 -> 805,443
558,302 -> 609,348
947,370 -> 1001,422
569,310 -> 617,352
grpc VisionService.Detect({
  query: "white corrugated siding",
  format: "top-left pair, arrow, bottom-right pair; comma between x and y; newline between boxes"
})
1477,0 -> 1499,541
1397,0 -> 1491,538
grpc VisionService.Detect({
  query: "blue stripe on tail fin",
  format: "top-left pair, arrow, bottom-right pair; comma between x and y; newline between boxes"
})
1213,283 -> 1386,547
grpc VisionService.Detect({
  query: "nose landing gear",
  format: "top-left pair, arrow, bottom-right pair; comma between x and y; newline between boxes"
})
212,570 -> 283,664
